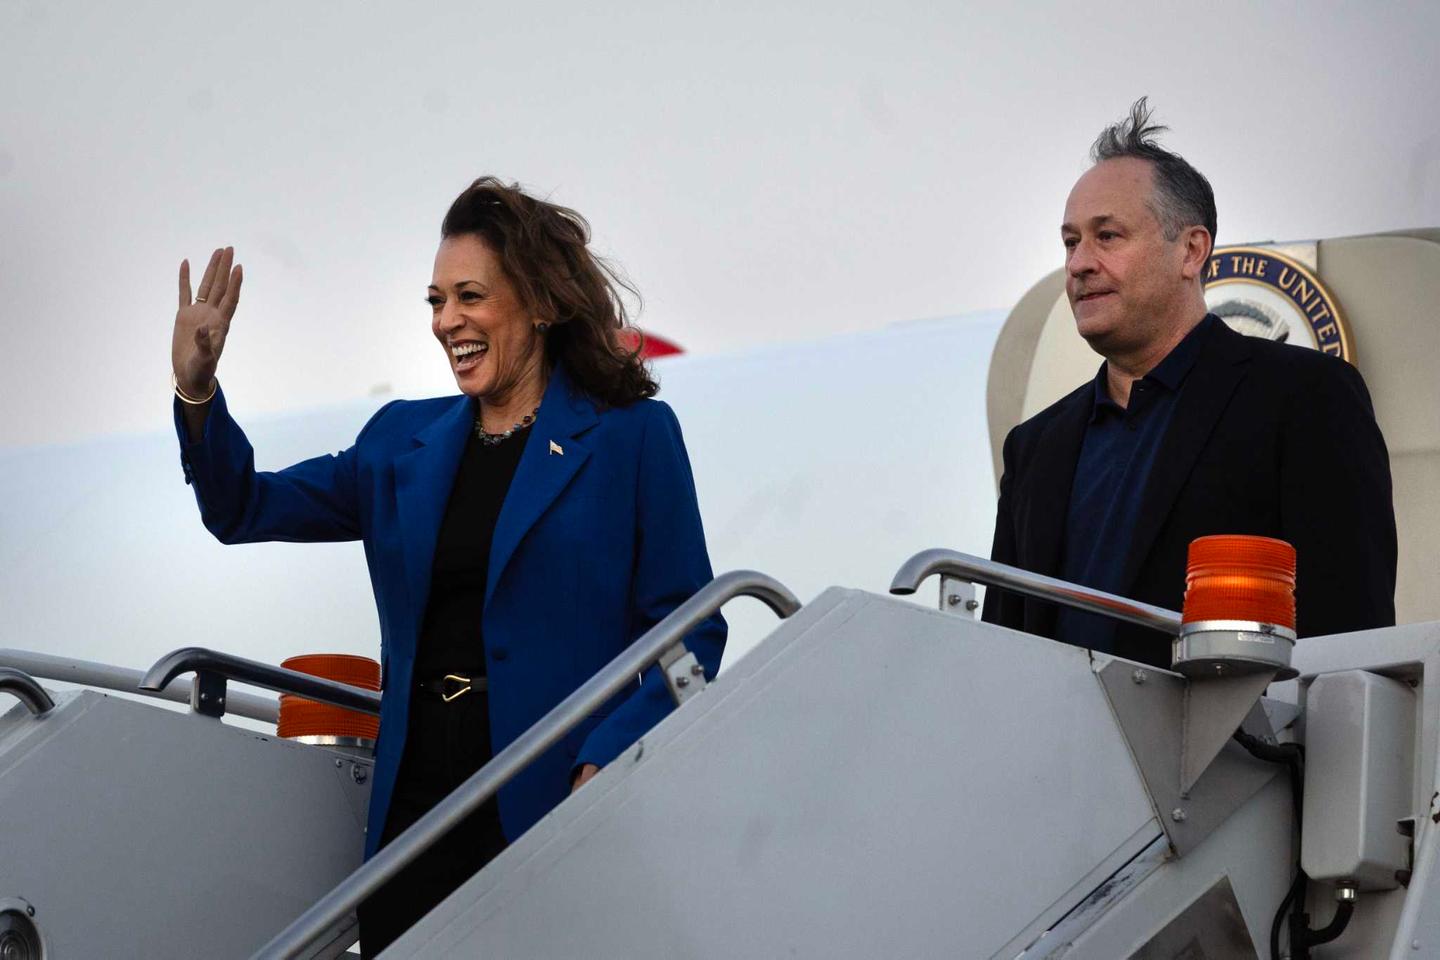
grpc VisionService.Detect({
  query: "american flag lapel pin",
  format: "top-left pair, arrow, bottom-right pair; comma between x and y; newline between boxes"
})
549,440 -> 564,456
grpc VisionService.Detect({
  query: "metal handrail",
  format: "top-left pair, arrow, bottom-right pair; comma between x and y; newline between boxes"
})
889,548 -> 1182,635
0,667 -> 55,715
0,648 -> 279,724
253,569 -> 801,960
140,648 -> 382,716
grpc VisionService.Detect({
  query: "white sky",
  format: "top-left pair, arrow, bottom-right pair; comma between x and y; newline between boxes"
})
2,0 -> 1439,449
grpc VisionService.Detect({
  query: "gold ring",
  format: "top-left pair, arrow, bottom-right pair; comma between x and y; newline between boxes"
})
195,296 -> 208,303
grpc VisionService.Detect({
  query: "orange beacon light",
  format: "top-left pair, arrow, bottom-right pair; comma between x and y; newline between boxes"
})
276,654 -> 381,748
1172,535 -> 1299,680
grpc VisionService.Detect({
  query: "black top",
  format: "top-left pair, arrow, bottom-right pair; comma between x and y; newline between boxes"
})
1053,314 -> 1213,654
413,417 -> 532,681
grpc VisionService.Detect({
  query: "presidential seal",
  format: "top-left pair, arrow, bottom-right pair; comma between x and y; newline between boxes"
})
1204,246 -> 1352,362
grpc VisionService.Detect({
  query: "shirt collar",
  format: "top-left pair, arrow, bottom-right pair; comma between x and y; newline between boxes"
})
1088,313 -> 1218,420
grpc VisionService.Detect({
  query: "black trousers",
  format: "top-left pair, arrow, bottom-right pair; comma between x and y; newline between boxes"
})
358,689 -> 507,958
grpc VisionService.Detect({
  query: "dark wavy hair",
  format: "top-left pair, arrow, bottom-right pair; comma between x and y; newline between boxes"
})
1091,97 -> 1217,247
441,177 -> 657,407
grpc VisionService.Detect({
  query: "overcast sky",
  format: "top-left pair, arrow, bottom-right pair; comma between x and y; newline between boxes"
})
2,0 -> 1438,449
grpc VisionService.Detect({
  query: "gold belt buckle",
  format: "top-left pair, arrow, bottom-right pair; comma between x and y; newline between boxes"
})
441,673 -> 472,703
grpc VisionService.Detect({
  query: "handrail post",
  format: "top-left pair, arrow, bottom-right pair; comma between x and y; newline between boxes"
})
658,641 -> 708,705
192,670 -> 229,719
252,569 -> 801,960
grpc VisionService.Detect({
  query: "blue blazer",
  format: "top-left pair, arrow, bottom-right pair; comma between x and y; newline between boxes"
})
176,366 -> 726,856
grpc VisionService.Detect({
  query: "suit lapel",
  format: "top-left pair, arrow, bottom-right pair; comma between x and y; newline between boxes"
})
1016,387 -> 1092,576
1118,324 -> 1251,592
486,367 -> 598,606
393,395 -> 473,622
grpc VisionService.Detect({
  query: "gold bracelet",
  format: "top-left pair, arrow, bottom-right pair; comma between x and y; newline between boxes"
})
173,373 -> 218,405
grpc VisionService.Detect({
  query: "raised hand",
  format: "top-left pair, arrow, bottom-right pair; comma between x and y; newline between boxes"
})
173,247 -> 243,399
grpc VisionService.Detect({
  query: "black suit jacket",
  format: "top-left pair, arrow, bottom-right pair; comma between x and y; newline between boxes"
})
982,320 -> 1397,668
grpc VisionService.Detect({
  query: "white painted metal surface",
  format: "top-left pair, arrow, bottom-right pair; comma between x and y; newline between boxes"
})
0,690 -> 371,959
387,590 -> 1157,959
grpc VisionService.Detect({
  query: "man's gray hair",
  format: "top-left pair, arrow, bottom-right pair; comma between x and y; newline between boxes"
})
1091,97 -> 1217,245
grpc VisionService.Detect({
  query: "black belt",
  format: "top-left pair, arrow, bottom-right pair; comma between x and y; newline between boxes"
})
415,673 -> 489,702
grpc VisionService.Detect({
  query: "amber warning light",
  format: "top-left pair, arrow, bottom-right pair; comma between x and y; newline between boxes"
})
1172,535 -> 1299,679
276,654 -> 381,747
1182,534 -> 1297,630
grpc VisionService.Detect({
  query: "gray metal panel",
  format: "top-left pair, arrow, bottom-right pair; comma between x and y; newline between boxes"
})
1303,671 -> 1415,888
1052,775 -> 1295,959
1002,832 -> 1171,960
1128,876 -> 1257,959
0,690 -> 371,958
1095,662 -> 1282,856
1285,622 -> 1440,827
1279,621 -> 1440,957
390,589 -> 1155,959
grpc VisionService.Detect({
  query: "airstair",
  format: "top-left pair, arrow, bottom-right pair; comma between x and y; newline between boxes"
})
3,556 -> 1439,959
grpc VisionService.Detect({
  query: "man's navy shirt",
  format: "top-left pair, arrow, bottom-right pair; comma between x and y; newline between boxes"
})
1053,314 -> 1217,654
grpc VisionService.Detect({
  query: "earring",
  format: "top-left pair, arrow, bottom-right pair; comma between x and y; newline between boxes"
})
535,321 -> 550,334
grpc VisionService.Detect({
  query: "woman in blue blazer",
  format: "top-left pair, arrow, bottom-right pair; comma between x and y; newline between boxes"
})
170,178 -> 725,955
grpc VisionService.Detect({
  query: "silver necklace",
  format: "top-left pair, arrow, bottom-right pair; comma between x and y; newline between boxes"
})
474,405 -> 539,446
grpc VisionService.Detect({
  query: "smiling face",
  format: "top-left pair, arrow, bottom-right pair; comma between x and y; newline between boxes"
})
1061,157 -> 1198,358
429,233 -> 548,405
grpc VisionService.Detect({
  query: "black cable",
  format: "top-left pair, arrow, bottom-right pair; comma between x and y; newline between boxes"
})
1239,729 -> 1355,957
1284,757 -> 1312,959
1235,729 -> 1308,960
1288,888 -> 1315,960
1234,728 -> 1304,767
1270,869 -> 1306,960
1305,900 -> 1355,947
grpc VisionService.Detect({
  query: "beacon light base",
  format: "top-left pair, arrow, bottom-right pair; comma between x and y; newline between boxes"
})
1172,619 -> 1297,681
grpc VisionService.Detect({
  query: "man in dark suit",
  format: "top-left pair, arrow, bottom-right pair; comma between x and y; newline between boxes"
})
982,99 -> 1397,669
